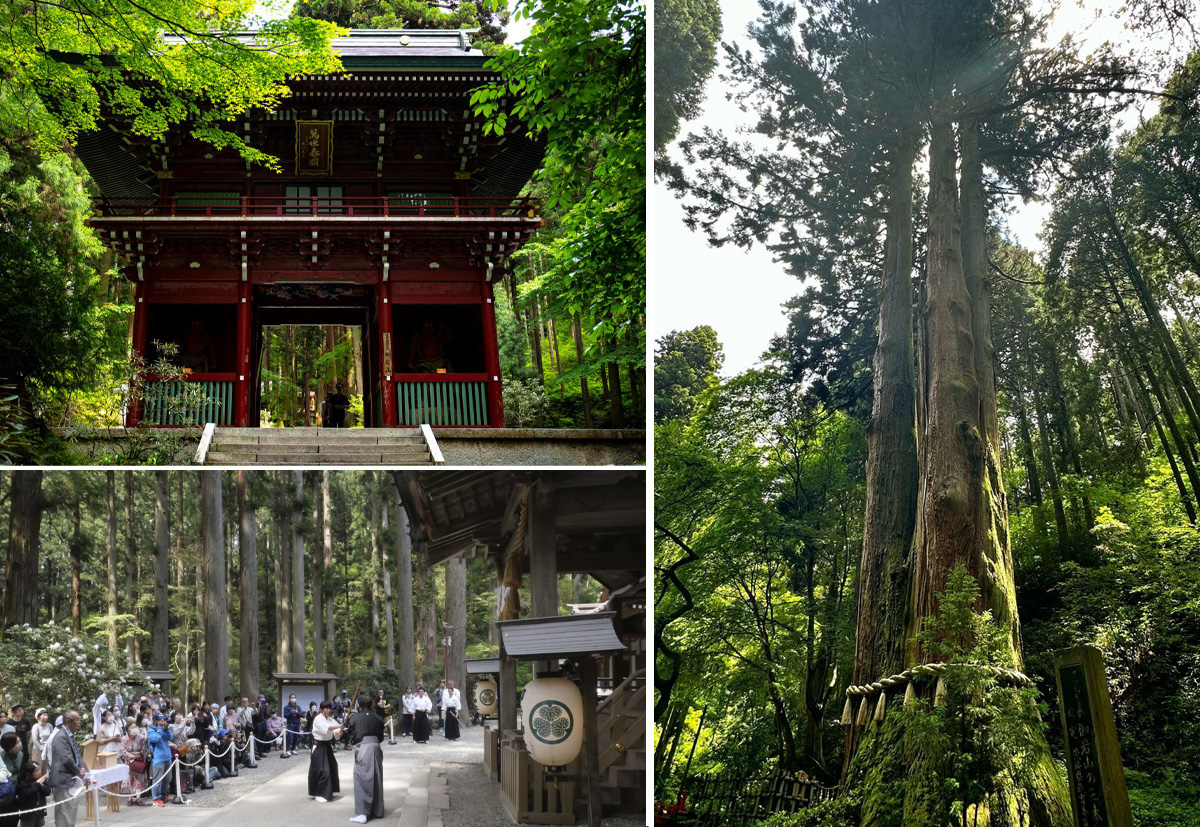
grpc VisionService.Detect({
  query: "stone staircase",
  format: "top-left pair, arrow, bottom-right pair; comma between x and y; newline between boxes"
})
201,427 -> 434,466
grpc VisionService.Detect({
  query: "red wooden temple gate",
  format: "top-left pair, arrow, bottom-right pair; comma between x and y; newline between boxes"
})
78,30 -> 544,428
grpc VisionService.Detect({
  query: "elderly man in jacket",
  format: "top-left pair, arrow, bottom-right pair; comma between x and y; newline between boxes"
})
48,711 -> 86,827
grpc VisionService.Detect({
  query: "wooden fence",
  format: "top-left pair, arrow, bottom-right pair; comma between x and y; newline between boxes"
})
668,772 -> 837,826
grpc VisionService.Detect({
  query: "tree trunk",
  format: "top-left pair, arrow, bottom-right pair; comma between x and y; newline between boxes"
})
107,471 -> 119,655
239,471 -> 260,699
382,503 -> 395,670
291,471 -> 306,672
278,472 -> 293,668
323,471 -> 336,674
313,477 -> 325,674
607,343 -> 625,427
274,509 -> 286,673
71,499 -> 82,637
3,471 -> 43,631
396,499 -> 416,690
572,318 -> 594,428
1031,363 -> 1070,556
849,125 -> 918,717
371,491 -> 382,668
445,556 -> 467,718
124,473 -> 137,666
154,471 -> 170,671
202,471 -> 230,703
417,545 -> 439,668
908,109 -> 1020,661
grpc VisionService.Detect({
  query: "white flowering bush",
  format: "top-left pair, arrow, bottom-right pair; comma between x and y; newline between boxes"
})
0,623 -> 134,743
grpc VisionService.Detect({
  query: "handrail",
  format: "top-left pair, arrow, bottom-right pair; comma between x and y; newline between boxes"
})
598,667 -> 646,715
420,423 -> 445,465
194,422 -> 216,465
92,195 -> 541,219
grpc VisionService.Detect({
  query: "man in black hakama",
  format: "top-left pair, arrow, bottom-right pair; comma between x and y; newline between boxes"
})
308,700 -> 344,803
442,681 -> 461,740
348,696 -> 385,824
412,687 -> 433,744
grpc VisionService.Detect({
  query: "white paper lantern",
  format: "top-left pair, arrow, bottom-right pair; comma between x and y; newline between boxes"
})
521,678 -> 584,767
475,680 -> 498,715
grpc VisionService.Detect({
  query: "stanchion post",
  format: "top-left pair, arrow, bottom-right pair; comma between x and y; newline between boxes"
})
389,718 -> 396,745
91,784 -> 100,827
174,760 -> 186,804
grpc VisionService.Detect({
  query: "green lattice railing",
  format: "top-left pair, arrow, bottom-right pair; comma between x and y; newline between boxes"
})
396,377 -> 489,426
142,377 -> 234,426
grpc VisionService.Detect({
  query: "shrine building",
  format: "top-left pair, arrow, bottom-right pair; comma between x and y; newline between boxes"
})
80,30 -> 543,429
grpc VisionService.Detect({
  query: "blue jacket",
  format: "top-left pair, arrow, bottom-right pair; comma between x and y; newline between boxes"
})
146,724 -> 172,764
283,703 -> 302,726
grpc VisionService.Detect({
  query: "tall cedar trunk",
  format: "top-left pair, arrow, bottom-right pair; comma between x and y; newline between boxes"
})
71,500 -> 82,637
396,500 -> 416,689
1012,388 -> 1050,538
382,504 -> 395,669
417,544 -> 439,667
1043,347 -> 1094,529
1131,359 -> 1198,522
278,472 -> 293,667
1031,360 -> 1070,556
313,478 -> 325,674
1119,368 -> 1154,452
572,318 -> 593,428
124,474 -> 137,666
371,492 -> 382,668
323,472 -> 336,674
238,471 -> 260,699
107,471 -> 119,655
849,127 -> 919,727
908,110 -> 1020,663
3,471 -> 43,631
202,471 -> 230,703
154,472 -> 170,671
291,471 -> 305,671
274,513 -> 286,672
1106,204 -> 1200,445
607,342 -> 625,427
445,556 -> 467,718
529,305 -> 545,385
550,316 -> 565,393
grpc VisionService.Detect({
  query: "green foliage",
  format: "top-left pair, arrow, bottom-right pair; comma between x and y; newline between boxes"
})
0,2 -> 343,164
652,0 -> 720,153
339,665 -> 401,705
472,0 -> 645,349
0,623 -> 134,742
1126,770 -> 1200,827
654,326 -> 723,424
502,377 -> 551,426
294,0 -> 508,48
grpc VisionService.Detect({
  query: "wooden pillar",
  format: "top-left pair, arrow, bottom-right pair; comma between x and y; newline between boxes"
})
378,283 -> 396,427
528,485 -> 558,677
578,657 -> 602,827
499,650 -> 517,732
127,281 -> 150,427
235,280 -> 252,426
482,283 -> 505,427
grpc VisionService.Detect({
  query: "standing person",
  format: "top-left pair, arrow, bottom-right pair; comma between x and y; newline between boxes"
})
348,696 -> 384,824
89,689 -> 111,739
96,710 -> 122,751
1,733 -> 25,827
411,688 -> 432,744
324,383 -> 350,428
308,701 -> 343,803
28,713 -> 51,775
281,695 -> 303,759
8,708 -> 30,760
15,760 -> 48,827
119,721 -> 147,805
401,689 -> 414,737
252,696 -> 269,758
303,703 -> 318,751
48,710 -> 86,827
145,714 -> 172,807
433,683 -> 444,730
0,712 -> 14,738
442,681 -> 461,741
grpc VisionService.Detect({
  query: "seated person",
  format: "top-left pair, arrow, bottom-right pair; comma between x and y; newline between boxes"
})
407,319 -> 454,373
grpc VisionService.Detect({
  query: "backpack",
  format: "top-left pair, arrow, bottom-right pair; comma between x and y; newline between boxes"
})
0,767 -> 15,807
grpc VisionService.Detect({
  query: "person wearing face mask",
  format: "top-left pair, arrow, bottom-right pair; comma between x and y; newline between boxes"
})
119,722 -> 147,806
97,711 -> 121,751
401,688 -> 414,738
28,712 -> 51,775
281,695 -> 303,758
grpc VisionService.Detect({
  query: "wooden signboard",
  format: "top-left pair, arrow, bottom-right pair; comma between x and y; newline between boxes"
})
1054,646 -> 1132,827
296,121 -> 334,176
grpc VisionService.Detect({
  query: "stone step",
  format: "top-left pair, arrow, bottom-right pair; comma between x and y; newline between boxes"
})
210,442 -> 425,454
213,430 -> 426,443
397,766 -> 430,827
206,451 -> 431,466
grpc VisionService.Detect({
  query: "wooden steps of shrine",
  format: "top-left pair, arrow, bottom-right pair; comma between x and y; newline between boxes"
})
202,427 -> 434,465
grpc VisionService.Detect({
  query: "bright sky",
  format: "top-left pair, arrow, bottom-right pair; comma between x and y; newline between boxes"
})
653,0 -> 1181,374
